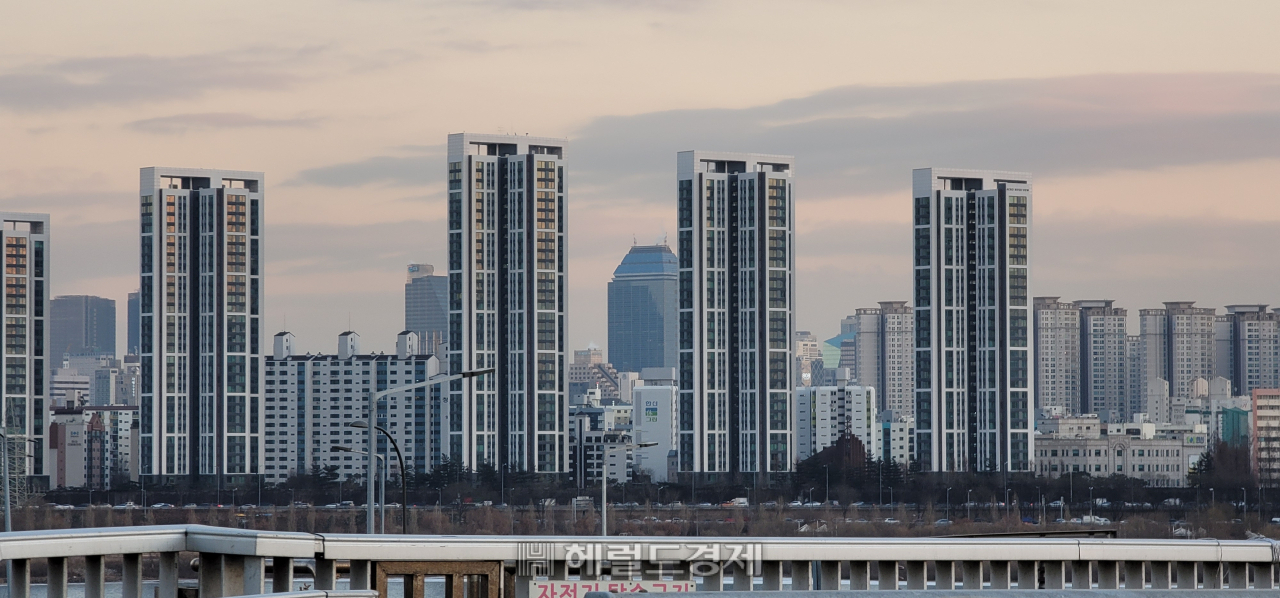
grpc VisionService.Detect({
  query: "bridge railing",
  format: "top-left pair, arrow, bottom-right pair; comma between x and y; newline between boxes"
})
2,526 -> 1279,598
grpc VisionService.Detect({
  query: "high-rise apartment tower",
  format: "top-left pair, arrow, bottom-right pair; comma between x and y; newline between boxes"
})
446,134 -> 568,473
139,167 -> 265,484
676,150 -> 795,482
912,168 -> 1034,473
2,212 -> 52,491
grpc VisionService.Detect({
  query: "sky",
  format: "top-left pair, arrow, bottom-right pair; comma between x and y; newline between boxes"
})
2,0 -> 1279,358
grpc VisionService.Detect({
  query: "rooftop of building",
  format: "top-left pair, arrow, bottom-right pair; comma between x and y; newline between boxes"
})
612,243 -> 677,278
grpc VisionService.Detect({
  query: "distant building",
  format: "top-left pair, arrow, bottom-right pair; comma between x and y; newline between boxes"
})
49,407 -> 109,490
404,264 -> 448,356
795,378 -> 877,461
1215,305 -> 1280,395
264,331 -> 440,482
1033,297 -> 1080,415
1137,302 -> 1216,404
795,331 -> 823,387
632,367 -> 677,482
1253,388 -> 1280,487
50,295 -> 116,360
568,347 -> 622,402
1077,300 -> 1130,422
1035,414 -> 1208,487
607,244 -> 678,374
880,412 -> 915,466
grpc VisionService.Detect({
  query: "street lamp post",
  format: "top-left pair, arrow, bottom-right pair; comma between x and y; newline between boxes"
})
946,487 -> 952,521
351,420 -> 409,534
333,446 -> 386,532
966,489 -> 972,520
1089,486 -> 1094,518
602,441 -> 656,537
359,368 -> 492,534
1241,487 -> 1247,515
823,465 -> 830,504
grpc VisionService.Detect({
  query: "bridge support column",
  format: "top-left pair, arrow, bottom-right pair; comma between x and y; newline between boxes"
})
989,561 -> 1009,589
1070,561 -> 1090,589
159,552 -> 179,598
1228,562 -> 1248,589
1175,562 -> 1197,589
877,561 -> 897,590
848,561 -> 869,590
642,561 -> 661,581
933,561 -> 954,590
351,560 -> 371,590
271,557 -> 294,593
199,553 -> 224,598
1017,561 -> 1037,589
701,564 -> 723,591
1125,561 -> 1145,589
791,561 -> 812,590
760,560 -> 782,590
904,561 -> 925,590
244,556 -> 265,595
961,561 -> 981,589
1097,560 -> 1119,589
314,558 -> 337,591
9,559 -> 30,598
85,555 -> 105,598
1043,561 -> 1064,589
1250,563 -> 1274,589
123,554 -> 143,598
47,557 -> 67,598
820,561 -> 841,590
673,560 -> 691,581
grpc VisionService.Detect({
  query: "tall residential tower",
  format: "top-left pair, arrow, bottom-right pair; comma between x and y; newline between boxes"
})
2,212 -> 52,491
912,168 -> 1034,473
446,134 -> 568,474
139,167 -> 265,485
676,150 -> 795,483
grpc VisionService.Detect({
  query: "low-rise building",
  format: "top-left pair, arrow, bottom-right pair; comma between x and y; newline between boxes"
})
879,411 -> 915,466
1035,414 -> 1208,487
632,368 -> 677,482
1254,388 -> 1280,486
795,377 -> 877,461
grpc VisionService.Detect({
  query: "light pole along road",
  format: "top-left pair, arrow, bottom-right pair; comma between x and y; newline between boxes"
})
360,368 -> 493,534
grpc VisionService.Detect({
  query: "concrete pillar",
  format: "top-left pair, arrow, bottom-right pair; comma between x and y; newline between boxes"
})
85,555 -> 105,598
1176,562 -> 1197,589
244,556 -> 265,595
1227,562 -> 1248,589
1097,560 -> 1119,589
1125,561 -> 1146,589
1150,561 -> 1171,589
123,554 -> 143,598
933,561 -> 954,590
760,561 -> 782,591
1071,561 -> 1091,589
271,557 -> 294,593
673,560 -> 692,581
159,552 -> 180,598
314,558 -> 337,591
732,562 -> 753,591
350,560 -> 371,590
552,560 -> 567,581
200,554 -> 225,598
47,557 -> 68,598
1017,561 -> 1038,589
791,561 -> 813,590
820,561 -> 841,590
1203,562 -> 1223,589
514,576 -> 532,598
222,555 -> 245,597
1043,561 -> 1065,590
643,561 -> 661,581
1250,563 -> 1274,589
701,565 -> 723,591
989,561 -> 1009,589
905,561 -> 925,590
9,559 -> 31,598
961,561 -> 981,589
877,561 -> 897,590
848,561 -> 870,590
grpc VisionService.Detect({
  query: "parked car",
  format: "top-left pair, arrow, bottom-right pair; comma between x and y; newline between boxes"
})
934,519 -> 953,527
151,503 -> 174,508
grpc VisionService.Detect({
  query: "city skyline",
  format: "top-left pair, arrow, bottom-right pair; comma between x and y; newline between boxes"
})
4,2 -> 1280,359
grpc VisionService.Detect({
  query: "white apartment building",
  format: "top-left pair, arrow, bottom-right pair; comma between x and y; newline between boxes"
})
677,151 -> 795,481
632,368 -> 677,482
795,383 -> 877,461
1253,388 -> 1280,487
1215,305 -> 1280,395
263,331 -> 440,482
2,212 -> 52,491
1077,300 -> 1130,422
1137,302 -> 1216,405
849,302 -> 915,415
139,167 -> 265,484
913,168 -> 1034,473
1035,414 -> 1208,487
1033,297 -> 1080,415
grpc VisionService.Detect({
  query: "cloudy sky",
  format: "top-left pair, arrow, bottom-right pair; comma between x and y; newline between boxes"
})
3,0 -> 1279,357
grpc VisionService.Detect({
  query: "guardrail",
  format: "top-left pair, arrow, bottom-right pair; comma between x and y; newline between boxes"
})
1,526 -> 1278,598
